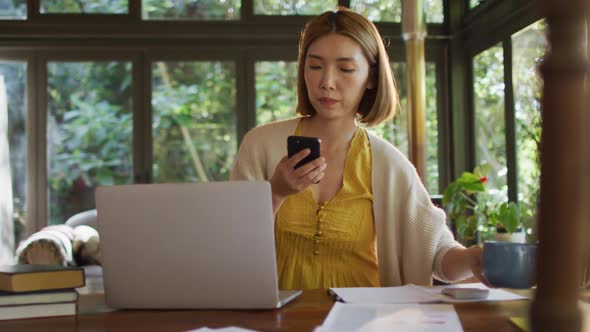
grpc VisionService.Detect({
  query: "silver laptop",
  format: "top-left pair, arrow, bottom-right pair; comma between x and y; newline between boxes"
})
95,181 -> 301,309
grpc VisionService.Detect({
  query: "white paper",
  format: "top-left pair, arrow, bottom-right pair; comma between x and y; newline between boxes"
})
317,302 -> 463,332
583,301 -> 590,332
424,283 -> 528,303
329,283 -> 527,304
330,284 -> 439,304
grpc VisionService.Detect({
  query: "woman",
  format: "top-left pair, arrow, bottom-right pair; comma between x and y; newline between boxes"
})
231,7 -> 484,289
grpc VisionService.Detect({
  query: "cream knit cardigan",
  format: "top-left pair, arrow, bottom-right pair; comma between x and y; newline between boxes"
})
230,118 -> 463,286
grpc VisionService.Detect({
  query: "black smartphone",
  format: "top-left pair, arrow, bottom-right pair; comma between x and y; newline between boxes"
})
287,135 -> 321,169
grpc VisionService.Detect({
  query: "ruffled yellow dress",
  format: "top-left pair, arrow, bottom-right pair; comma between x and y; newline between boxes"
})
275,121 -> 380,290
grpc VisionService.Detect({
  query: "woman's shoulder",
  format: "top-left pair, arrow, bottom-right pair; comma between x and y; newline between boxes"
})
363,129 -> 421,191
243,117 -> 300,141
364,130 -> 414,171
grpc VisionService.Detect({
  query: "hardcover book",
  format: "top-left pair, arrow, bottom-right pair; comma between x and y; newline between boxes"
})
0,288 -> 78,306
0,265 -> 85,292
0,302 -> 76,320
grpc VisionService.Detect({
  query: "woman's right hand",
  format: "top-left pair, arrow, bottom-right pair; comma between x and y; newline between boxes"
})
270,149 -> 326,212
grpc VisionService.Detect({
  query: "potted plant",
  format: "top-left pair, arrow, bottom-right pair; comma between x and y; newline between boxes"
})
489,201 -> 532,243
442,164 -> 490,245
442,164 -> 534,245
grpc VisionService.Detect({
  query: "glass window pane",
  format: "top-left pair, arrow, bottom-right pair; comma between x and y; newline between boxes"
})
473,44 -> 507,199
0,61 -> 27,248
352,0 -> 442,23
470,0 -> 483,9
425,0 -> 443,23
47,62 -> 133,225
255,61 -> 297,125
512,20 -> 546,209
350,0 -> 401,22
367,63 -> 408,156
0,0 -> 27,19
41,0 -> 128,14
367,62 -> 439,194
152,61 -> 236,183
424,62 -> 439,194
143,0 -> 240,20
254,1 -> 336,16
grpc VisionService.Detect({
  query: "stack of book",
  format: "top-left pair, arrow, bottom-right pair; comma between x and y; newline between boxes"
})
0,264 -> 86,320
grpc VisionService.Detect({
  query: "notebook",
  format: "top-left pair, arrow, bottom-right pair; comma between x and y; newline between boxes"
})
95,181 -> 301,309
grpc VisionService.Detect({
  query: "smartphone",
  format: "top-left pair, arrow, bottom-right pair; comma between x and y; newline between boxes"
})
287,135 -> 321,169
441,288 -> 490,300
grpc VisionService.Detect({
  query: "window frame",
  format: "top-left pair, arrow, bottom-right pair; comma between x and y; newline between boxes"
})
1,0 -> 451,233
458,0 -> 543,203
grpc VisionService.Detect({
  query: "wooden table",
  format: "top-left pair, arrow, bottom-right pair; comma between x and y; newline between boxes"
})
0,288 -> 537,332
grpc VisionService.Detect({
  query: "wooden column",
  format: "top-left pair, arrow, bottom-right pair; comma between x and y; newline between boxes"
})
402,0 -> 428,182
585,12 -> 590,289
530,1 -> 590,331
582,13 -> 590,290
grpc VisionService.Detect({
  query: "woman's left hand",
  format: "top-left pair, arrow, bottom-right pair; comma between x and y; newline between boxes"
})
465,245 -> 492,287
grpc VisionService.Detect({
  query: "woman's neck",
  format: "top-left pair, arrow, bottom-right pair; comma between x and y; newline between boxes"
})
301,116 -> 358,150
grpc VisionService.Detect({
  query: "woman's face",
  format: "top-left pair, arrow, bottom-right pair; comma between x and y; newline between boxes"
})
304,33 -> 373,121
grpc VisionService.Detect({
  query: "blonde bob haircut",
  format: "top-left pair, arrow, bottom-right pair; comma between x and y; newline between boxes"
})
296,7 -> 398,127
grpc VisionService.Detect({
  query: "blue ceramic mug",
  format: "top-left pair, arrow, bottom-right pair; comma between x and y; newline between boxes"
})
482,241 -> 537,289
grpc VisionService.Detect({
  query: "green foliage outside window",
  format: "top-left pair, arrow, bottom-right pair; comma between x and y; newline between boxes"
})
45,60 -> 237,224
151,62 -> 237,183
350,0 -> 401,22
254,0 -> 334,16
473,44 -> 507,199
351,0 -> 443,23
47,62 -> 133,224
143,0 -> 240,20
424,62 -> 439,193
255,61 -> 298,125
513,20 -> 545,219
0,0 -> 27,19
41,0 -> 128,13
424,0 -> 444,23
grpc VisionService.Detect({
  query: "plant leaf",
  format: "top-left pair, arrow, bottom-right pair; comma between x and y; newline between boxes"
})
458,172 -> 485,192
498,201 -> 519,233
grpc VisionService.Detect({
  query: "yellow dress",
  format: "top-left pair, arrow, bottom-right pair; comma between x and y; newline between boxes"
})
275,122 -> 380,290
